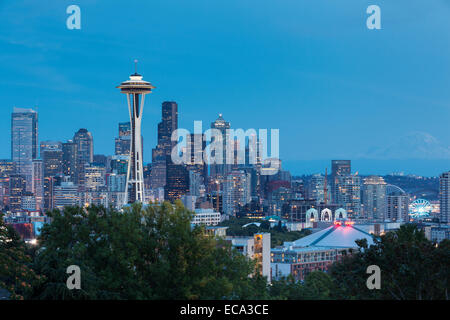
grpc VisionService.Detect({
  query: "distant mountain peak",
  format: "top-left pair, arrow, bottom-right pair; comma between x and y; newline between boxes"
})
361,131 -> 450,160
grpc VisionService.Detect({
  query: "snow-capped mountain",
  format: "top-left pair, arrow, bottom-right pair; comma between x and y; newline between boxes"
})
360,131 -> 450,159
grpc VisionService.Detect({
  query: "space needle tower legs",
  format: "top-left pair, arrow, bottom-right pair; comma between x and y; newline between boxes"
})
117,62 -> 155,205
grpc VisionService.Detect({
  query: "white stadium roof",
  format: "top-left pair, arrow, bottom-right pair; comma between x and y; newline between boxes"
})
287,223 -> 376,249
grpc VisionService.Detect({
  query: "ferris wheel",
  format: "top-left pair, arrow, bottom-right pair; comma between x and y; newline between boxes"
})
409,199 -> 431,219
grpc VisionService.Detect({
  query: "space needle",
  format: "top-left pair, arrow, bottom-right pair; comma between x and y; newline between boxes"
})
117,61 -> 155,204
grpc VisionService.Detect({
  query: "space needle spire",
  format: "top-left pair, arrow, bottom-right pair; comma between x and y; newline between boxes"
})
117,61 -> 155,204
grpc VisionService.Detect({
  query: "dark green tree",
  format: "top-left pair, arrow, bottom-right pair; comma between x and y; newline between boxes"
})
269,271 -> 336,300
269,276 -> 303,300
329,224 -> 450,300
0,214 -> 42,300
301,271 -> 336,300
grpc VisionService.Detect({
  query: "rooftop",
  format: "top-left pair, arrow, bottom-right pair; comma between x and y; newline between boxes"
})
278,223 -> 375,251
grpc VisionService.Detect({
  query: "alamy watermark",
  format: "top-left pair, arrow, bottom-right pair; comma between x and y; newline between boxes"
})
367,5 -> 381,30
66,5 -> 81,30
366,265 -> 381,290
66,265 -> 81,290
170,121 -> 280,175
65,4 -> 380,31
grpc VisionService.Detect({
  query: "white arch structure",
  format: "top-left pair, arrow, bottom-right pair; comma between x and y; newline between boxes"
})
321,208 -> 332,221
306,208 -> 319,222
334,208 -> 348,220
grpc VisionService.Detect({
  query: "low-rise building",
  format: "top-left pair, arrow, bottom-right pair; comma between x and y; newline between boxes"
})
205,226 -> 228,237
226,233 -> 271,282
192,208 -> 221,226
424,225 -> 450,243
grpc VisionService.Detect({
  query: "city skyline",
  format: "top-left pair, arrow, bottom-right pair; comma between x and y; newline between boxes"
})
2,105 -> 449,177
0,1 -> 449,177
6,97 -> 446,224
1,1 -> 449,305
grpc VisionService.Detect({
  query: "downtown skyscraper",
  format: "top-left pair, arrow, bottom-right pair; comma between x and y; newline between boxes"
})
335,174 -> 361,218
210,114 -> 231,181
11,108 -> 38,192
150,101 -> 178,189
62,140 -> 77,180
362,176 -> 387,220
331,160 -> 351,204
73,128 -> 94,188
42,145 -> 63,178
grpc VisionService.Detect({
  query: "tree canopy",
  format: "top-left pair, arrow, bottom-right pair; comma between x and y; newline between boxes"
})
0,214 -> 42,300
31,201 -> 268,300
329,224 -> 450,300
1,204 -> 448,300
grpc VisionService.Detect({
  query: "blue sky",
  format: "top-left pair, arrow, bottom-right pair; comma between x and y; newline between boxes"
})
0,0 -> 449,175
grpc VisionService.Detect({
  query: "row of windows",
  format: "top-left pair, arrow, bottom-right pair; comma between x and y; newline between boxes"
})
271,251 -> 337,263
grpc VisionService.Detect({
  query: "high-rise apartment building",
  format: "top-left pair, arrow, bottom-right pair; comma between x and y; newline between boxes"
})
32,159 -> 44,212
331,160 -> 351,204
386,185 -> 409,222
362,176 -> 387,220
335,174 -> 361,217
223,170 -> 251,216
440,172 -> 450,224
11,108 -> 38,192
